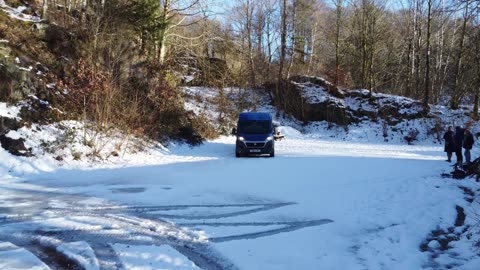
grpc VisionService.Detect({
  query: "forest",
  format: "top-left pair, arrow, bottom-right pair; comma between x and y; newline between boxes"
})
2,0 -> 480,142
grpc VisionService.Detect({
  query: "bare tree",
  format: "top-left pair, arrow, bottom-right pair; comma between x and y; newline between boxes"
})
263,0 -> 280,75
333,0 -> 344,85
451,0 -> 472,109
156,0 -> 206,65
42,0 -> 49,19
276,0 -> 288,110
246,0 -> 256,86
424,0 -> 433,108
286,0 -> 298,79
474,19 -> 480,116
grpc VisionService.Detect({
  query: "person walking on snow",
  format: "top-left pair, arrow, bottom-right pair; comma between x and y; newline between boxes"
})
463,129 -> 474,164
454,126 -> 465,165
443,126 -> 455,162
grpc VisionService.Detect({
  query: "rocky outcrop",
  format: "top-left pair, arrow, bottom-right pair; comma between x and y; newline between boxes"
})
0,110 -> 30,157
0,134 -> 32,157
273,76 -> 351,125
0,55 -> 35,102
19,96 -> 57,124
282,76 -> 429,126
346,90 -> 429,125
0,116 -> 21,135
1,97 -> 59,157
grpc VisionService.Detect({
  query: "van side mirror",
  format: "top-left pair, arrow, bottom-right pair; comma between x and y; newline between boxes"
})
231,128 -> 237,135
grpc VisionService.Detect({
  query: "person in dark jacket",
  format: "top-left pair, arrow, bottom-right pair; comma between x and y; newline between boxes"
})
443,126 -> 455,162
463,129 -> 474,164
454,126 -> 465,165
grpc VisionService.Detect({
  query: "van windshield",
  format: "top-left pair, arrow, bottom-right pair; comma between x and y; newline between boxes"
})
238,120 -> 272,134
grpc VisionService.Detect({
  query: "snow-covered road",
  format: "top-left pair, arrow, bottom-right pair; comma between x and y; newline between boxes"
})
1,136 -> 479,269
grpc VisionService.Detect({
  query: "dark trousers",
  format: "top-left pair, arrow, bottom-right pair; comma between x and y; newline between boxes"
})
464,149 -> 471,163
455,149 -> 463,164
447,152 -> 452,161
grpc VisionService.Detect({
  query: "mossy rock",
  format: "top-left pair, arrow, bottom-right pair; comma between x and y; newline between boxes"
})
0,43 -> 12,57
0,57 -> 34,102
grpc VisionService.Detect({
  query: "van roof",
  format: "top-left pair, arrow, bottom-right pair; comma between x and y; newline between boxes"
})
239,112 -> 272,121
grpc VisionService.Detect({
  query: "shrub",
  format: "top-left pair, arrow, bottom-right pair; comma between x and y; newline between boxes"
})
190,113 -> 219,140
404,128 -> 420,144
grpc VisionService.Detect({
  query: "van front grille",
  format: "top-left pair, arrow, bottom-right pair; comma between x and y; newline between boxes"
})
246,142 -> 266,148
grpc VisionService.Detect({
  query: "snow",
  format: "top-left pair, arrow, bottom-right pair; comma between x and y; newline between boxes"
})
113,244 -> 200,269
18,66 -> 33,72
0,102 -> 21,118
0,242 -> 49,270
2,132 -> 479,269
57,241 -> 100,270
183,87 -> 219,119
0,0 -> 42,23
1,88 -> 480,269
295,81 -> 345,106
183,75 -> 195,83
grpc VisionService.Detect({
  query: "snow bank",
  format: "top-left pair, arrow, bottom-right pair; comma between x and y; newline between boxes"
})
57,242 -> 100,270
0,242 -> 49,270
0,0 -> 42,22
0,102 -> 20,118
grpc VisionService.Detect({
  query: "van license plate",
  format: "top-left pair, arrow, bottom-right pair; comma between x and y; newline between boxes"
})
250,149 -> 261,153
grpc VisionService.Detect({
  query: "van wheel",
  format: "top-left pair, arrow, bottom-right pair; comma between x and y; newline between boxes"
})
235,146 -> 241,158
269,150 -> 275,157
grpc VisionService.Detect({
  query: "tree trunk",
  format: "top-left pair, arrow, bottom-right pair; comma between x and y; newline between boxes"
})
432,0 -> 446,103
276,0 -> 288,109
473,27 -> 480,117
424,0 -> 432,108
361,4 -> 367,90
451,0 -> 470,109
158,0 -> 171,65
286,0 -> 297,80
411,0 -> 419,97
307,21 -> 317,76
414,0 -> 422,99
334,0 -> 343,86
246,0 -> 256,87
367,2 -> 376,93
266,13 -> 273,75
42,0 -> 49,20
423,0 -> 433,108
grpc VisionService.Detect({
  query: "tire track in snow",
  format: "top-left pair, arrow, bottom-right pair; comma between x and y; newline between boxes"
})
0,186 -> 331,269
47,202 -> 296,220
183,219 -> 334,243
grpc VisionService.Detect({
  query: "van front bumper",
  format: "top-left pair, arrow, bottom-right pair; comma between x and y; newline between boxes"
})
236,140 -> 274,155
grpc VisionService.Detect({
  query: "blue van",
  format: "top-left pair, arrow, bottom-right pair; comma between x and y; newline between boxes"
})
232,112 -> 275,157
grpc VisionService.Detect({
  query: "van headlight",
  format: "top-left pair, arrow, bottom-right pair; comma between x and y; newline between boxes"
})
266,136 -> 273,141
237,136 -> 245,141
